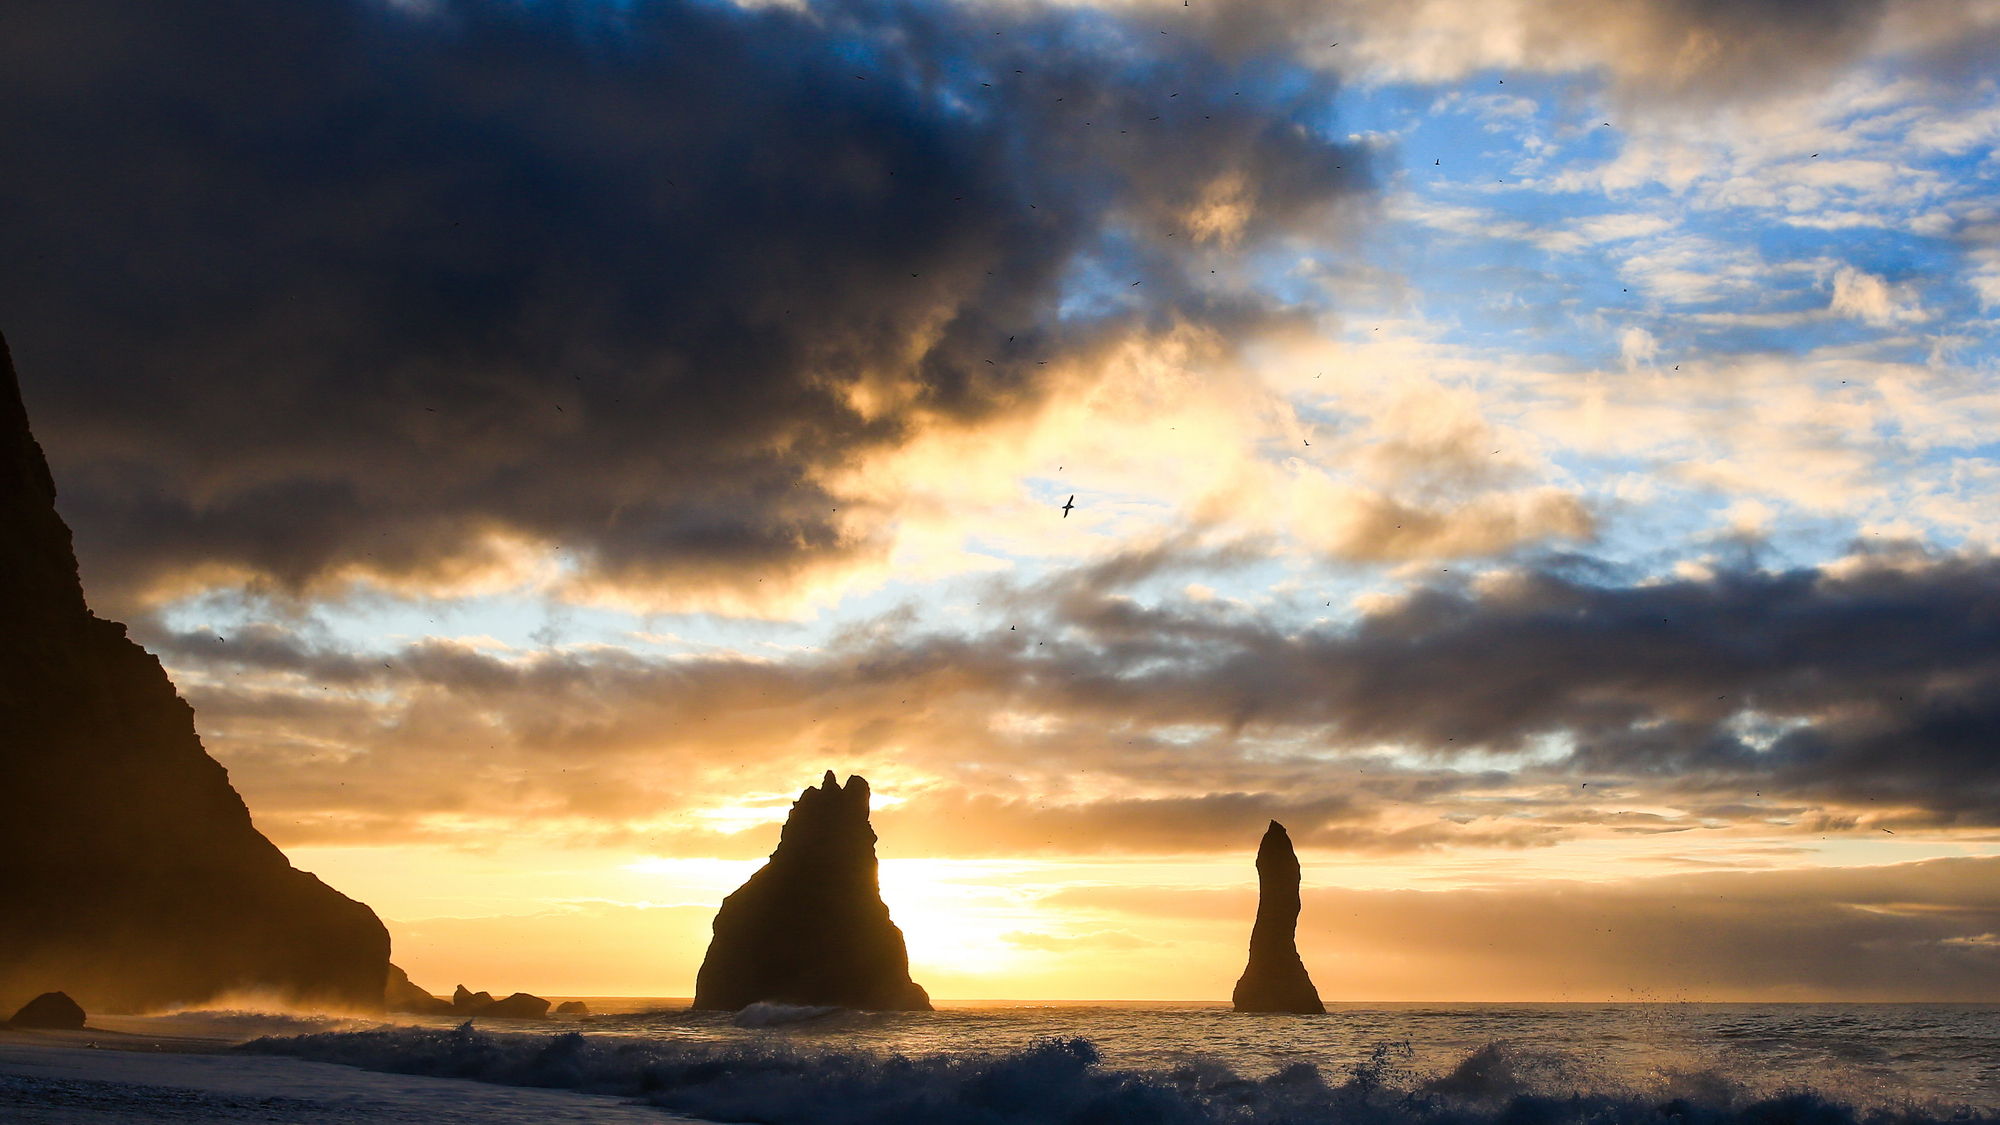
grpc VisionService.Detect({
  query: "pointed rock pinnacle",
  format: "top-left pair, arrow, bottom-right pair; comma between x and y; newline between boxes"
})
1231,820 -> 1325,1013
693,772 -> 932,1011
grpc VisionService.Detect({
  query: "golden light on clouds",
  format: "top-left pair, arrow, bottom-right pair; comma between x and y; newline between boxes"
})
17,0 -> 2000,1008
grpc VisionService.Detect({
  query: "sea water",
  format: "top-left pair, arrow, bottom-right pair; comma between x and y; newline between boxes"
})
240,1001 -> 2000,1124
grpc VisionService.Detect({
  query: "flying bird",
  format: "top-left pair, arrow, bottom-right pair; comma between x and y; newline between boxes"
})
1061,495 -> 1075,517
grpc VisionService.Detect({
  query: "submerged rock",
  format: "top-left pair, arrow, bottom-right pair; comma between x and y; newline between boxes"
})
693,772 -> 931,1011
1231,821 -> 1325,1014
9,991 -> 85,1029
0,333 -> 389,1017
385,964 -> 454,1015
554,1001 -> 590,1017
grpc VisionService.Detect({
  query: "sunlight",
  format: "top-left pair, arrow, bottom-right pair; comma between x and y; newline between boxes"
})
876,859 -> 1050,981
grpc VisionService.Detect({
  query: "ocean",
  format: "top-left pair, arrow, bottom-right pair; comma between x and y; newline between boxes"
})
228,1000 -> 2000,1124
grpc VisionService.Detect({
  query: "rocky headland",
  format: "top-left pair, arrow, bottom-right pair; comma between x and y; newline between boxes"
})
693,772 -> 931,1011
1231,820 -> 1325,1014
0,332 -> 390,1016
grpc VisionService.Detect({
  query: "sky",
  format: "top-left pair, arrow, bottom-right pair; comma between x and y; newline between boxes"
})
3,0 -> 2000,1002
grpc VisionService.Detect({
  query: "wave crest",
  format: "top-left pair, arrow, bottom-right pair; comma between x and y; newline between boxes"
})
237,1026 -> 1996,1125
733,1002 -> 844,1028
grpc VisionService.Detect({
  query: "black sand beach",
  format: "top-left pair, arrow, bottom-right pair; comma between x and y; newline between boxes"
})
0,1026 -> 703,1125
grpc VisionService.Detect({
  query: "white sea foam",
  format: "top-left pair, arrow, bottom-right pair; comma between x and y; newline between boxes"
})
237,1014 -> 2000,1125
732,1002 -> 844,1028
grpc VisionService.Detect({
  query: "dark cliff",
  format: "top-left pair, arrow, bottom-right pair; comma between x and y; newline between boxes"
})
0,333 -> 390,1015
1231,820 -> 1325,1014
693,772 -> 931,1011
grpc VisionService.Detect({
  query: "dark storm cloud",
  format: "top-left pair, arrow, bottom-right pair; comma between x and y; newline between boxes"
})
0,0 -> 1365,612
987,549 -> 2000,825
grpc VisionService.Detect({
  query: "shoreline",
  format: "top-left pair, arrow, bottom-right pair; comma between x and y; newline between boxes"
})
0,1025 -> 238,1054
0,1030 -> 708,1124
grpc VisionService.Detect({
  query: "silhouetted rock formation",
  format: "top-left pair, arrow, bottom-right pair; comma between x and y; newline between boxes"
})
0,333 -> 390,1016
446,985 -> 550,1019
484,992 -> 552,1019
453,986 -> 496,1012
555,1001 -> 590,1017
693,772 -> 931,1011
9,991 -> 86,1029
386,965 -> 453,1015
1231,821 -> 1325,1014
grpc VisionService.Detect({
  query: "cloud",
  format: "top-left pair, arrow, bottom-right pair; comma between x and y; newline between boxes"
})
871,788 -> 1560,856
994,549 -> 2000,827
141,546 -> 2000,855
1830,265 -> 1928,325
1619,326 -> 1659,370
1312,0 -> 2000,103
999,929 -> 1165,952
0,0 -> 1367,616
1285,481 -> 1595,563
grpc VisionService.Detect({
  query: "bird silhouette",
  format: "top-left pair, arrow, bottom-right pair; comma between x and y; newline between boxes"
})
1061,495 -> 1076,518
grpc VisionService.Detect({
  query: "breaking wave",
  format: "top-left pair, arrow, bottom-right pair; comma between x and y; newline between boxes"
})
121,1007 -> 378,1039
238,1026 -> 1997,1125
732,1002 -> 845,1028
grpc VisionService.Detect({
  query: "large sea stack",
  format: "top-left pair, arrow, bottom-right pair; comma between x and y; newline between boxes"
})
693,772 -> 931,1011
0,334 -> 390,1015
1231,820 -> 1325,1014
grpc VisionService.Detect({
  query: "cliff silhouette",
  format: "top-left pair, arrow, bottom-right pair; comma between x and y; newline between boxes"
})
0,332 -> 390,1015
693,772 -> 931,1011
1231,820 -> 1325,1014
